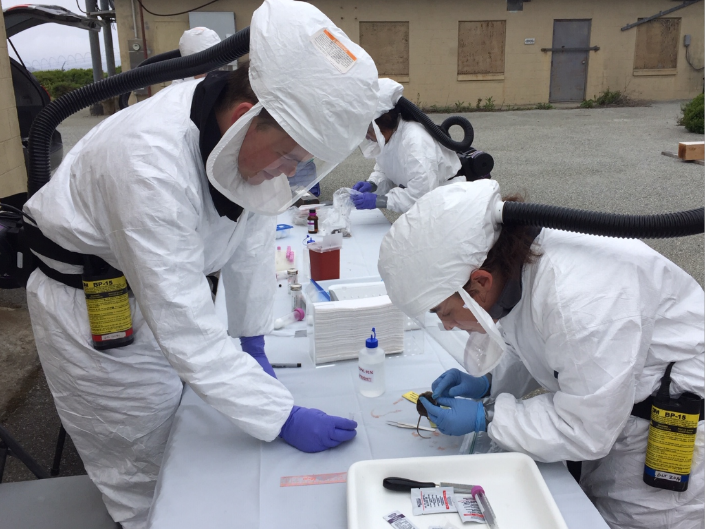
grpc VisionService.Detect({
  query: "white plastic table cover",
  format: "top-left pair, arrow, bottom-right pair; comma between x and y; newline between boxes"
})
147,209 -> 609,529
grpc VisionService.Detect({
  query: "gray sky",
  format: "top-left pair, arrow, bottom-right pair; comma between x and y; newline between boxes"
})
4,0 -> 120,70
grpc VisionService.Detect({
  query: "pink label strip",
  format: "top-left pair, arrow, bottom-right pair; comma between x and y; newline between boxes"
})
280,471 -> 347,487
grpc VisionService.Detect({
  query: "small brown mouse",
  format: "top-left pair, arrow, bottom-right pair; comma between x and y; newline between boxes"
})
416,391 -> 437,438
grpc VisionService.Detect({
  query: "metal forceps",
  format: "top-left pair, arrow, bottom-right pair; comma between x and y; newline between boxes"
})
386,420 -> 436,432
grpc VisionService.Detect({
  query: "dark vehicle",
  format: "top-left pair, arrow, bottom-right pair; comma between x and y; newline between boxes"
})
4,4 -> 102,203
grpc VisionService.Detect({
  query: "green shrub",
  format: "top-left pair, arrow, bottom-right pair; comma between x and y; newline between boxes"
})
679,94 -> 704,134
580,89 -> 629,109
594,88 -> 622,106
482,96 -> 495,111
535,102 -> 554,110
33,68 -> 122,99
51,81 -> 82,99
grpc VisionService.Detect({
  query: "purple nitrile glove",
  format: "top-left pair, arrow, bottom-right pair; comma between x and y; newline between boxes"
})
352,181 -> 374,193
432,368 -> 489,400
240,335 -> 276,379
351,192 -> 378,210
419,396 -> 486,436
279,406 -> 358,453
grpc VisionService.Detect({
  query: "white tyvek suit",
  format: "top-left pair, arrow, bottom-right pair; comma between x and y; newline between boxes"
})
379,182 -> 704,529
488,230 -> 704,529
24,1 -> 378,525
25,80 -> 292,528
368,118 -> 461,213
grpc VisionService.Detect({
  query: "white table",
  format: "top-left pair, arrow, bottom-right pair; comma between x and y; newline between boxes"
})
148,209 -> 608,529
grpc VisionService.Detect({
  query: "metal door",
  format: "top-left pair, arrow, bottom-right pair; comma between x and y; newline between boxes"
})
549,20 -> 591,102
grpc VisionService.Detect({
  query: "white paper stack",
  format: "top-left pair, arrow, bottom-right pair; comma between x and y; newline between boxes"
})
311,295 -> 405,364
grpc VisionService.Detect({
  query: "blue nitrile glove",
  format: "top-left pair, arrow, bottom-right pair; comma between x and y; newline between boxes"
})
419,396 -> 486,437
309,182 -> 321,197
240,336 -> 276,379
432,369 -> 489,400
351,192 -> 378,210
279,406 -> 358,453
352,181 -> 374,193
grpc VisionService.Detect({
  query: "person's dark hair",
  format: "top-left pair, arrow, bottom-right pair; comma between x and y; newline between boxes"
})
215,59 -> 257,112
476,194 -> 542,283
215,59 -> 282,130
374,108 -> 401,135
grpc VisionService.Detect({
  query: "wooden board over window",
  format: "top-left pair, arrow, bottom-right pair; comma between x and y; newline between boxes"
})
458,21 -> 506,75
634,18 -> 680,70
359,22 -> 409,77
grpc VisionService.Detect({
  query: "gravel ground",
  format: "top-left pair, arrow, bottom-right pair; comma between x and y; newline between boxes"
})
322,101 -> 704,283
1,101 -> 701,484
0,109 -> 106,482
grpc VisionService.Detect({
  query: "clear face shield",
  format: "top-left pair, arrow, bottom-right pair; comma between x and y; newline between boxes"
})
359,121 -> 385,159
414,285 -> 506,376
207,103 -> 339,216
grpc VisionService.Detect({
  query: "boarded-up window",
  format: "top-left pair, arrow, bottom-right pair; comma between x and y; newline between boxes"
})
359,22 -> 409,77
634,18 -> 680,70
458,21 -> 506,75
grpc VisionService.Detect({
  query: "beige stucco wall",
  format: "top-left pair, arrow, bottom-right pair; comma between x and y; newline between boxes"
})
0,2 -> 28,199
114,0 -> 704,106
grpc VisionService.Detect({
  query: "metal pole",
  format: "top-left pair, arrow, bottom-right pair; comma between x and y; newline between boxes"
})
85,0 -> 104,114
99,0 -> 116,76
85,0 -> 103,83
50,426 -> 67,477
138,2 -> 152,97
620,0 -> 702,31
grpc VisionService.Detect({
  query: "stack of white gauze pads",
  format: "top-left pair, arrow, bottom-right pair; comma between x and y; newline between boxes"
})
310,295 -> 404,364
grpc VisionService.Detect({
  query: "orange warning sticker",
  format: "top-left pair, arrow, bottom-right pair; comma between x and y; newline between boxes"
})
311,28 -> 357,73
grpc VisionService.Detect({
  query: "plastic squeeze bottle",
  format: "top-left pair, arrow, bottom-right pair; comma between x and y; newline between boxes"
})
358,328 -> 385,397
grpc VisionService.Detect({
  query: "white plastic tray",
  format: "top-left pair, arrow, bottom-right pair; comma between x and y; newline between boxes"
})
329,281 -> 388,301
347,453 -> 569,529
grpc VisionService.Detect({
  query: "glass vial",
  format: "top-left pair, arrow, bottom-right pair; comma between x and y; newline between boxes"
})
307,209 -> 318,234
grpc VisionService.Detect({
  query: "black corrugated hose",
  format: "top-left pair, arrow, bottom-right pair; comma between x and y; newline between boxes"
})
118,49 -> 182,110
502,202 -> 704,239
25,26 -> 705,238
27,27 -> 251,197
396,97 -> 475,152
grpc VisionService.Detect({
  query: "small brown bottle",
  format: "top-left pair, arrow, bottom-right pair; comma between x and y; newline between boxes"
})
307,209 -> 318,234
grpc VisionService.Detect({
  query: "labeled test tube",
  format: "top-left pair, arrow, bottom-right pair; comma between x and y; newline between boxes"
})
287,268 -> 298,292
290,284 -> 305,311
273,308 -> 306,329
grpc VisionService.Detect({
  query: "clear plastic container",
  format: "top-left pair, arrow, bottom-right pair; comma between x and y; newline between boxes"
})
275,223 -> 293,239
300,236 -> 315,283
358,328 -> 385,397
287,268 -> 298,293
290,284 -> 305,311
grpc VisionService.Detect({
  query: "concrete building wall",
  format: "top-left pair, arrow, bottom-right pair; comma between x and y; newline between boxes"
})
0,2 -> 28,199
113,0 -> 704,106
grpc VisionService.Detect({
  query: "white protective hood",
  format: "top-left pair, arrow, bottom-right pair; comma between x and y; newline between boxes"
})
378,180 -> 508,375
207,0 -> 378,215
179,27 -> 221,56
360,78 -> 405,159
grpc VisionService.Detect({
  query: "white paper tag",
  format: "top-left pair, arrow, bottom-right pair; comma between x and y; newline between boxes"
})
411,487 -> 457,515
310,28 -> 357,73
454,494 -> 485,524
383,511 -> 420,529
